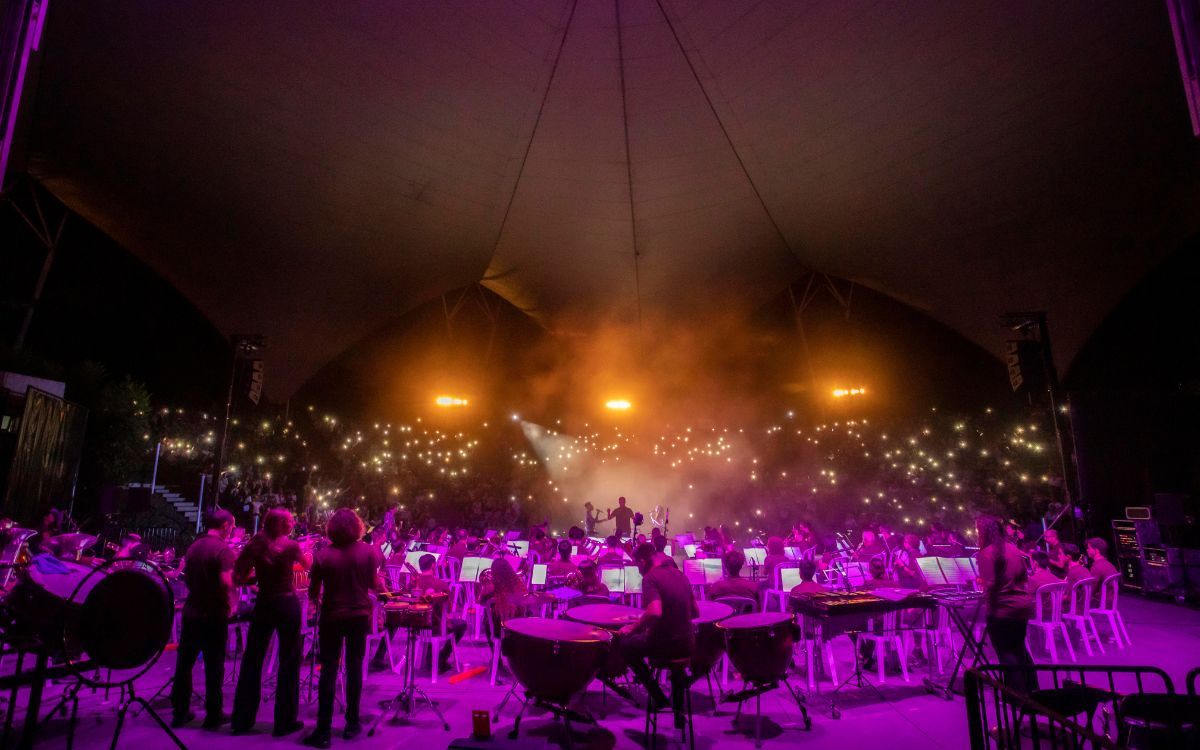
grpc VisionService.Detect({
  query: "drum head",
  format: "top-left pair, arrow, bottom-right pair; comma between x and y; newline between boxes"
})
718,612 -> 792,630
27,559 -> 96,600
694,600 -> 733,624
76,569 -> 172,669
505,617 -> 611,643
565,604 -> 642,628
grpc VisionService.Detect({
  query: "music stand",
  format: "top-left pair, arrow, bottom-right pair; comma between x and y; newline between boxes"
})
368,611 -> 450,734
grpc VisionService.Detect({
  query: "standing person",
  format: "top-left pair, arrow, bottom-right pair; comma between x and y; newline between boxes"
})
583,502 -> 608,537
976,513 -> 1037,693
608,497 -> 635,539
304,509 -> 383,749
171,510 -> 237,729
231,509 -> 311,737
618,543 -> 697,708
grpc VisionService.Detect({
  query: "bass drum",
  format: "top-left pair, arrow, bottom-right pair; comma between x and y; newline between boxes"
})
2,559 -> 173,677
502,617 -> 612,705
717,612 -> 798,684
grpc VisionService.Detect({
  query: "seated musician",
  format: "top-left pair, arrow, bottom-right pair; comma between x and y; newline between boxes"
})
707,548 -> 761,603
1061,543 -> 1091,597
762,536 -> 789,583
1043,529 -> 1067,577
530,529 -> 554,562
862,557 -> 889,589
1027,551 -> 1059,592
479,557 -> 529,640
789,559 -> 825,596
547,540 -> 578,580
853,529 -> 887,562
598,535 -> 626,565
618,543 -> 698,708
893,534 -> 925,589
371,553 -> 465,672
574,559 -> 610,597
1084,538 -> 1118,590
445,529 -> 468,560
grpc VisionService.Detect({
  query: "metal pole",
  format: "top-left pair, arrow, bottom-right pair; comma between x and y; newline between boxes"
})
149,440 -> 162,498
196,474 -> 206,534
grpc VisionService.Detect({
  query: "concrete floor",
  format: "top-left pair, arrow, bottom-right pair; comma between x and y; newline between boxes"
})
20,593 -> 1200,750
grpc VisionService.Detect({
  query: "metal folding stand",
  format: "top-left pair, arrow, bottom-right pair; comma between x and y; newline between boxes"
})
108,680 -> 188,750
725,677 -> 812,748
825,630 -> 883,719
367,623 -> 449,735
923,598 -> 988,700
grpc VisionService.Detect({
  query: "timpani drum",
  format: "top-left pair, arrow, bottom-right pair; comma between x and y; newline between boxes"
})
716,612 -> 798,684
692,600 -> 733,677
565,603 -> 642,678
501,617 -> 613,704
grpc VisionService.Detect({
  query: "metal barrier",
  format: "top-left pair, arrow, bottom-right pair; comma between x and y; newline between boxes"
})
965,664 -> 1197,749
120,526 -> 181,551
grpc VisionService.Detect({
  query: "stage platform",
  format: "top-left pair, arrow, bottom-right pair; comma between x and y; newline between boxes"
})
24,593 -> 1200,749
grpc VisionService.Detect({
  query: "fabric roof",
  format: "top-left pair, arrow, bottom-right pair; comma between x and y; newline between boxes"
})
23,0 -> 1200,394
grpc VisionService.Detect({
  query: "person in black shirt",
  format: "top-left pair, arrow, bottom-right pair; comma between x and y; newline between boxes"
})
608,497 -> 635,539
618,543 -> 697,707
231,508 -> 311,736
304,509 -> 383,748
172,510 -> 237,729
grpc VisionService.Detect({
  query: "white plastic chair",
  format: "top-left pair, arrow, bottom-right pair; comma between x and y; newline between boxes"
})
1063,577 -> 1104,656
861,609 -> 910,683
365,599 -> 401,676
1089,573 -> 1130,648
796,615 -> 838,690
1028,582 -> 1075,663
766,564 -> 799,611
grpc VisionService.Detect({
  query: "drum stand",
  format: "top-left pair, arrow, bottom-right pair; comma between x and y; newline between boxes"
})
367,624 -> 449,735
506,692 -> 597,749
827,630 -> 884,719
725,678 -> 811,748
108,680 -> 188,750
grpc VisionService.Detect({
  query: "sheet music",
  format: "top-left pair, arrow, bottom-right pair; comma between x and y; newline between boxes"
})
942,557 -> 974,586
744,548 -> 766,566
623,564 -> 643,594
404,550 -> 440,571
778,567 -> 802,591
600,566 -> 625,592
458,556 -> 493,583
844,562 -> 868,587
917,557 -> 948,585
683,559 -> 706,585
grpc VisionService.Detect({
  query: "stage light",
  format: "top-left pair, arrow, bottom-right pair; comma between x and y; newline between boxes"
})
832,387 -> 867,398
605,399 -> 632,411
434,395 -> 469,407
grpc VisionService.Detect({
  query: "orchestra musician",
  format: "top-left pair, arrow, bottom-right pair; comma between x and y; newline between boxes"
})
707,548 -> 761,602
172,510 -> 237,729
304,509 -> 384,748
976,513 -> 1037,693
618,543 -> 698,709
231,508 -> 311,737
546,539 -> 578,580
